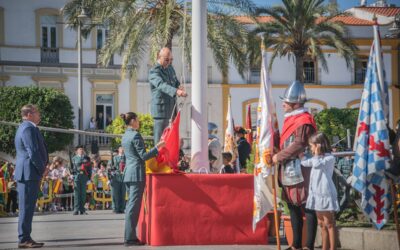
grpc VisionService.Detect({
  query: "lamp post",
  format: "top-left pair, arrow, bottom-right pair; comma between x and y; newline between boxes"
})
77,9 -> 89,143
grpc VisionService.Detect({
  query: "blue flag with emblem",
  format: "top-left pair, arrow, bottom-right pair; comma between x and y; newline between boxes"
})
351,23 -> 391,230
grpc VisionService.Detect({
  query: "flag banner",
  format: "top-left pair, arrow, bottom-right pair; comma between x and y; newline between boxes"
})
224,95 -> 239,173
351,24 -> 391,230
252,49 -> 277,231
246,104 -> 253,146
156,111 -> 181,172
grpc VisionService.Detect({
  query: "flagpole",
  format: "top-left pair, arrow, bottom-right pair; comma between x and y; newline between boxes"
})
272,164 -> 281,250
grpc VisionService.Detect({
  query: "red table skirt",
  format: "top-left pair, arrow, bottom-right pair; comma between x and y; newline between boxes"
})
138,173 -> 269,246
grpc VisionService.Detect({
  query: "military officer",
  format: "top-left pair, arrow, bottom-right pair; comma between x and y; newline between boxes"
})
149,47 -> 187,144
72,145 -> 90,215
109,146 -> 126,214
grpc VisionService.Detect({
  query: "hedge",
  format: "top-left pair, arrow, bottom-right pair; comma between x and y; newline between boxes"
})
0,86 -> 75,156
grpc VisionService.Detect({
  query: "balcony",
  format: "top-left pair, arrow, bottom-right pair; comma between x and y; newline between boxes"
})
41,47 -> 59,64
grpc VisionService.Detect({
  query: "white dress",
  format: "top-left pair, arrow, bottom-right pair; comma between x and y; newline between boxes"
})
301,154 -> 339,212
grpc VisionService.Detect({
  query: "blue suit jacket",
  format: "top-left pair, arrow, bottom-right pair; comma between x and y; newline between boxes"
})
121,128 -> 158,183
14,121 -> 48,181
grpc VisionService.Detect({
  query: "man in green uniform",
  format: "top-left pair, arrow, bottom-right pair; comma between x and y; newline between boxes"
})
109,146 -> 126,214
72,146 -> 90,215
149,47 -> 187,144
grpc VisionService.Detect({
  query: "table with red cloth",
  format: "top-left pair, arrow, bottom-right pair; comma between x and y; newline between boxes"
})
138,173 -> 269,246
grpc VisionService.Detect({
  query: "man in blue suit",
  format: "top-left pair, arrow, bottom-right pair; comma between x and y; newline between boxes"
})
14,104 -> 48,248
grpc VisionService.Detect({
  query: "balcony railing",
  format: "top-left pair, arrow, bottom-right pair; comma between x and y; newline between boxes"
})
41,47 -> 59,64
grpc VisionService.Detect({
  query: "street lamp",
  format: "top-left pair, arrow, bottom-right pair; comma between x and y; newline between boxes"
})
77,8 -> 89,143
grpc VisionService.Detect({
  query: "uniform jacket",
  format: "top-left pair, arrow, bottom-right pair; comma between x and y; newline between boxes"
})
149,63 -> 180,119
14,120 -> 48,181
237,137 -> 251,168
121,128 -> 158,182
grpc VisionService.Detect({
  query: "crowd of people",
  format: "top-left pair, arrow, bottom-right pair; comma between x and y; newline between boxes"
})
3,47 -> 399,249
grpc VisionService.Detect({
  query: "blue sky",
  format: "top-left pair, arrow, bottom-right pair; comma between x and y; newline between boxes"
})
252,0 -> 399,10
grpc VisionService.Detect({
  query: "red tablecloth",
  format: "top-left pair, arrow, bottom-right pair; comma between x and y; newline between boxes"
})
138,173 -> 269,246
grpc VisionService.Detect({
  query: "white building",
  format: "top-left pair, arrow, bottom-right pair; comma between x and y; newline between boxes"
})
0,0 -> 399,144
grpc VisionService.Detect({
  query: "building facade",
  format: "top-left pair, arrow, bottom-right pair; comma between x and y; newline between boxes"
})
0,0 -> 399,144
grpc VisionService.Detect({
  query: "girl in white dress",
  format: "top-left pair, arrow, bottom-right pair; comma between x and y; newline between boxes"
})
301,133 -> 339,250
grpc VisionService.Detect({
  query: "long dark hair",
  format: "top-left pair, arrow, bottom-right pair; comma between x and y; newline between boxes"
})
309,132 -> 332,154
121,112 -> 137,126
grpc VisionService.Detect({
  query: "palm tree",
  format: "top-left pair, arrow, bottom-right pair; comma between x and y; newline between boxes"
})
62,0 -> 256,80
249,0 -> 357,82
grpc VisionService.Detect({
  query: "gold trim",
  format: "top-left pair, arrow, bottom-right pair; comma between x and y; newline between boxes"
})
129,76 -> 137,112
87,76 -> 121,84
91,88 -> 119,121
32,75 -> 68,83
307,99 -> 328,109
346,99 -> 361,108
391,47 -> 399,127
35,8 -> 63,48
0,7 -> 4,45
241,98 -> 259,127
0,74 -> 10,86
91,29 -> 97,50
222,84 -> 230,133
391,86 -> 400,127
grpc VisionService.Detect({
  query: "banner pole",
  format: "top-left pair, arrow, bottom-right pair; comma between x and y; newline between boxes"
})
272,165 -> 281,250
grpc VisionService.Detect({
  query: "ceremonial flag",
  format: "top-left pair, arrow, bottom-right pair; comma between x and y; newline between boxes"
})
351,23 -> 391,230
252,49 -> 276,231
246,104 -> 253,146
224,95 -> 239,173
156,111 -> 181,172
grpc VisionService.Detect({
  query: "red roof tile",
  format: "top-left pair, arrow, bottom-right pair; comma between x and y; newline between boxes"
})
355,7 -> 400,17
328,16 -> 375,26
235,15 -> 375,26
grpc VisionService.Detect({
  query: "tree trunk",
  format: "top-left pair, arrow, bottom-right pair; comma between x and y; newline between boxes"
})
295,54 -> 304,82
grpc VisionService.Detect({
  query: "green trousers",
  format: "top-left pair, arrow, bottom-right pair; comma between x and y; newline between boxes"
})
110,173 -> 126,213
73,173 -> 88,213
124,181 -> 145,242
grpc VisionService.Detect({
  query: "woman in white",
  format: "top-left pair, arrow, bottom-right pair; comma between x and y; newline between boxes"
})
301,133 -> 339,250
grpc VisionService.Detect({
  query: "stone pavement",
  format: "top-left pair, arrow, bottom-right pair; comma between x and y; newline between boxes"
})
0,210 -> 287,250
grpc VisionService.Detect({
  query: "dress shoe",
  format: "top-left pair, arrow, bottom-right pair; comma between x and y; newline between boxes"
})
18,239 -> 44,248
124,239 -> 145,246
72,211 -> 79,215
79,211 -> 88,215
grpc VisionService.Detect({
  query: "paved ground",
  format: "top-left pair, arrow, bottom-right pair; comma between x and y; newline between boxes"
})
0,210 -> 287,250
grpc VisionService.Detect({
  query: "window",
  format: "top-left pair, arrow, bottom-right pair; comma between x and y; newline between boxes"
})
249,68 -> 260,84
354,58 -> 368,84
41,16 -> 57,48
303,60 -> 316,84
96,26 -> 112,65
40,15 -> 59,63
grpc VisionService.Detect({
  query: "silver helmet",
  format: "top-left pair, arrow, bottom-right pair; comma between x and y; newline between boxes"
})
280,80 -> 307,103
208,122 -> 218,139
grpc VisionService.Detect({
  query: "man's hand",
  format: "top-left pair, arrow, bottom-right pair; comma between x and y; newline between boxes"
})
272,154 -> 279,164
176,87 -> 188,97
156,141 -> 166,149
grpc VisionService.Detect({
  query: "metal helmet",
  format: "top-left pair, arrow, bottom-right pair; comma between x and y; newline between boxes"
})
208,122 -> 218,135
280,80 -> 307,103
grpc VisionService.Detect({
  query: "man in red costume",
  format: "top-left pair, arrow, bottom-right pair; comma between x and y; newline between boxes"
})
272,81 -> 317,250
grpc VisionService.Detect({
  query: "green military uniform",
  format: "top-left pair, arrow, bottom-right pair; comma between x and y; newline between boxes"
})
149,63 -> 180,144
109,154 -> 126,213
122,128 -> 158,243
72,155 -> 90,214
